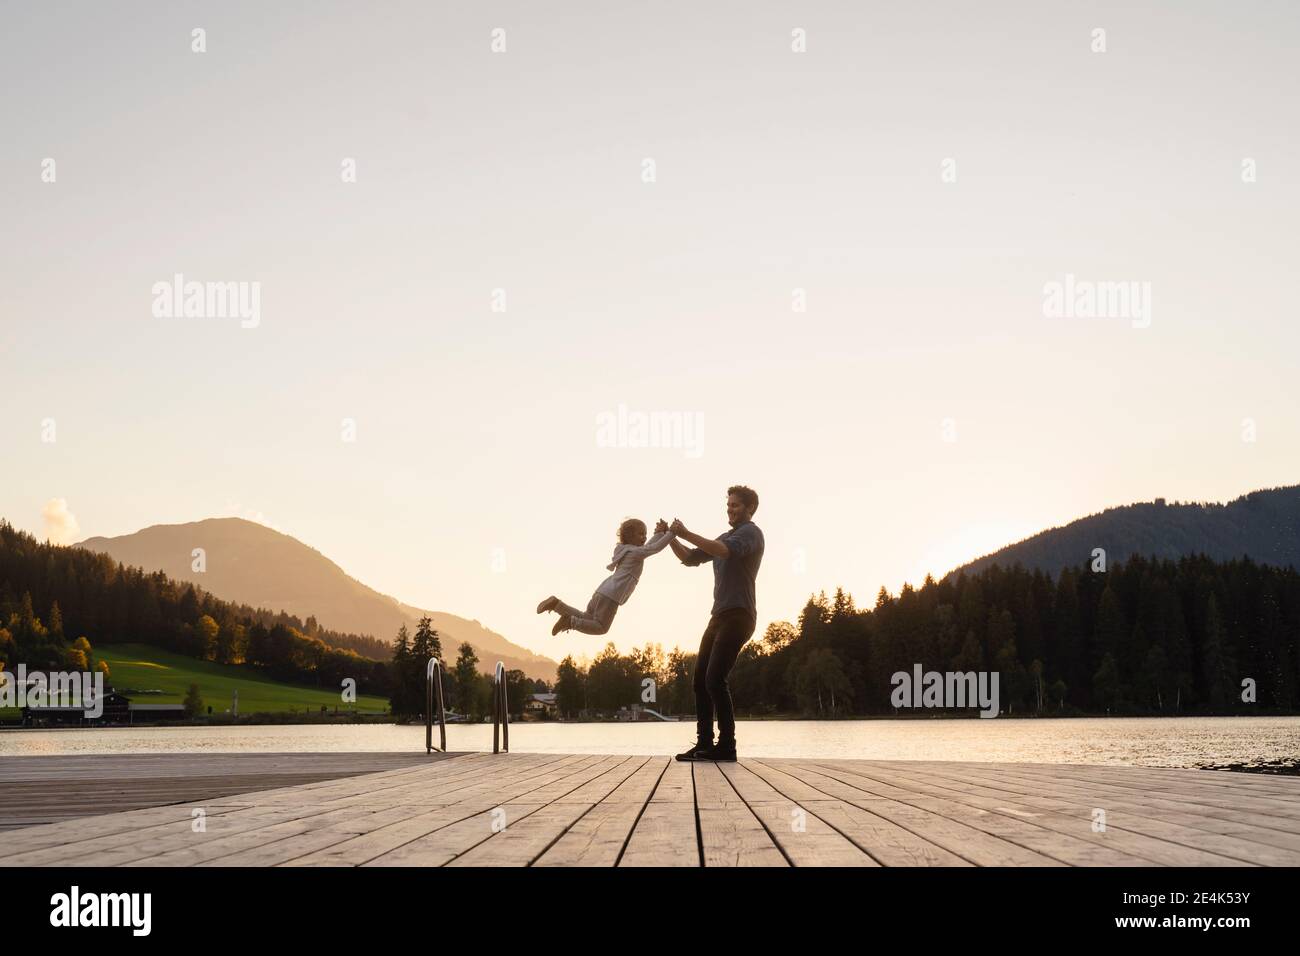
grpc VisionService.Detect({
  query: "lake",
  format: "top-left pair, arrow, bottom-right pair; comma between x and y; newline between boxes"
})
2,716 -> 1297,767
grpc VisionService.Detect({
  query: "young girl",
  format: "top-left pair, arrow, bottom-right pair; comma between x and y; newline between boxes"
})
537,518 -> 674,635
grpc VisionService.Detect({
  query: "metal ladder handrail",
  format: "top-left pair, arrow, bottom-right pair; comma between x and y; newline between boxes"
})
425,657 -> 447,753
492,661 -> 509,754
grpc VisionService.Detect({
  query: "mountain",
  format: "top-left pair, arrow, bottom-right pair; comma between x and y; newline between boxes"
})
77,518 -> 557,680
950,484 -> 1300,580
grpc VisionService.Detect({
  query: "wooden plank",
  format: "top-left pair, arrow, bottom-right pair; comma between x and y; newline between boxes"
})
894,761 -> 1277,830
217,757 -> 502,809
445,757 -> 650,866
278,754 -> 601,866
136,756 -> 590,868
0,803 -> 252,854
299,753 -> 571,810
744,760 -> 968,866
6,752 -> 1296,868
759,761 -> 1063,866
0,752 -> 447,830
195,759 -> 587,868
0,752 -> 442,783
1005,762 -> 1300,798
722,762 -> 877,866
972,763 -> 1300,829
447,757 -> 652,867
552,756 -> 649,804
361,755 -> 623,866
802,761 -> 1156,866
619,758 -> 699,867
535,759 -> 668,867
890,762 -> 1291,865
825,761 -> 1251,867
362,803 -> 545,866
151,806 -> 404,868
693,762 -> 787,867
883,754 -> 1300,842
16,805 -> 363,867
447,803 -> 595,866
9,754 -> 518,867
601,756 -> 673,803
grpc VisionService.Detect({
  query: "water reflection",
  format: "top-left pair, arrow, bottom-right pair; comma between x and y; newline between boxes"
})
2,716 -> 1297,767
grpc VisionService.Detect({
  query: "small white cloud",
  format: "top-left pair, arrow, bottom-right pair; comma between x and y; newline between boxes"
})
42,498 -> 81,545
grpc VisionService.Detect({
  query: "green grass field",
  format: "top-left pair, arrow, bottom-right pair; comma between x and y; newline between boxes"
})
87,643 -> 391,715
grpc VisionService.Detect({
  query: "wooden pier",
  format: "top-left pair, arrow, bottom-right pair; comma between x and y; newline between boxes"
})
3,752 -> 1299,866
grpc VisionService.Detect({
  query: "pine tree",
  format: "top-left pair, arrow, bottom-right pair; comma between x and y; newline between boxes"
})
412,615 -> 443,666
454,642 -> 483,718
1093,654 -> 1121,713
953,630 -> 984,672
1092,587 -> 1127,702
1201,594 -> 1230,710
1052,569 -> 1086,706
1144,637 -> 1169,710
390,624 -> 412,717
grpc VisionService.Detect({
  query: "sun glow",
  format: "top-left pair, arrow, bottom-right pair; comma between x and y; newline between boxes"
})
907,522 -> 1034,587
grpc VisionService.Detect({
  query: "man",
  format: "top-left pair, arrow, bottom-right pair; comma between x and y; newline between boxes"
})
669,485 -> 764,762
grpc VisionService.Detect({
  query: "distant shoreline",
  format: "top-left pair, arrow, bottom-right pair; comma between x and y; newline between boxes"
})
1201,760 -> 1300,776
6,711 -> 1298,731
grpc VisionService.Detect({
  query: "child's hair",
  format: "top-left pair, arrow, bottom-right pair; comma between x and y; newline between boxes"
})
618,518 -> 647,543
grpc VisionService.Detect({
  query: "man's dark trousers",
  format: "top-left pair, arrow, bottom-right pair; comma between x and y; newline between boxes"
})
694,607 -> 756,745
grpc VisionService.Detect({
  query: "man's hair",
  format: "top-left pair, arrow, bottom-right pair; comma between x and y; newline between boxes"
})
728,485 -> 759,515
618,518 -> 647,543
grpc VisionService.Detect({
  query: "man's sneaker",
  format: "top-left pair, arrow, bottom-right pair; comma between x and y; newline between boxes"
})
551,616 -> 569,636
536,596 -> 559,614
675,740 -> 713,762
695,741 -> 737,762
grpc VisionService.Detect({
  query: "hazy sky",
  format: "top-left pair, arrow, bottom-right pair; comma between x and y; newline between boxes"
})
3,1 -> 1297,664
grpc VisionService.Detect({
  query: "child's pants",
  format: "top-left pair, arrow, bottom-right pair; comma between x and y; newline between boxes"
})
555,592 -> 619,635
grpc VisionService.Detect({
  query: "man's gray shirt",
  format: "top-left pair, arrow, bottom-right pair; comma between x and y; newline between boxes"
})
681,520 -> 764,618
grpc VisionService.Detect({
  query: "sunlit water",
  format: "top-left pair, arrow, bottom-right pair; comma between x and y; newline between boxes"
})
2,717 -> 1297,767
